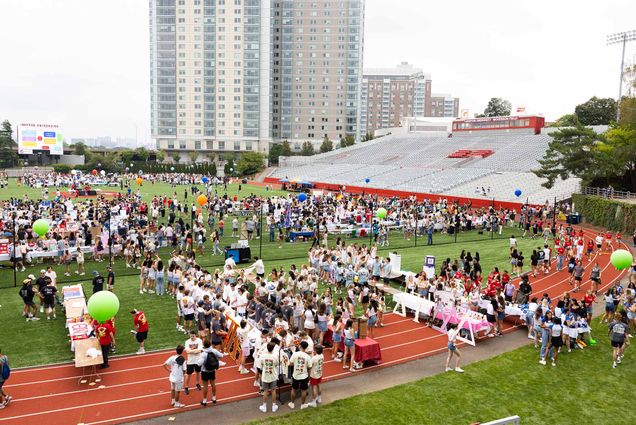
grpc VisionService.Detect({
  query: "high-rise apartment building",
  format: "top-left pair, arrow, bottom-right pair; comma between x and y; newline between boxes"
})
429,93 -> 460,118
360,62 -> 431,136
150,0 -> 364,161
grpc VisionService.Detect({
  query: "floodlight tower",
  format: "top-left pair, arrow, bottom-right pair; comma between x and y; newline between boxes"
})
607,30 -> 636,121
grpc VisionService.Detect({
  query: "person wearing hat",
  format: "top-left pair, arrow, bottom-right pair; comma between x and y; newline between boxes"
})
130,309 -> 149,355
19,278 -> 39,321
92,270 -> 105,294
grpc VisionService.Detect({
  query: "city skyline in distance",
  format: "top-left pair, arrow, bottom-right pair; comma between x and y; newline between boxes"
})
0,0 -> 634,144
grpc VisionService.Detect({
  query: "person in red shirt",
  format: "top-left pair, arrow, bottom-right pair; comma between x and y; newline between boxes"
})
586,239 -> 594,260
605,232 -> 613,252
131,309 -> 149,355
616,232 -> 623,246
95,321 -> 115,368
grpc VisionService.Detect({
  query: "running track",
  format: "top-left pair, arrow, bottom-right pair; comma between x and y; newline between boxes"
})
0,227 -> 627,425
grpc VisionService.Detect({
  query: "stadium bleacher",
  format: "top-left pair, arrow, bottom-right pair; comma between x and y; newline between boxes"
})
271,130 -> 582,203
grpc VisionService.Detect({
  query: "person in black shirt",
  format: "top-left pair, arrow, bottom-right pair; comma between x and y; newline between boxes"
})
41,281 -> 57,320
106,266 -> 115,292
35,270 -> 48,313
19,279 -> 39,321
516,276 -> 532,305
92,270 -> 105,294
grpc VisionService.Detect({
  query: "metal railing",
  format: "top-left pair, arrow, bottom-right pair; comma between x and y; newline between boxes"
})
580,186 -> 636,200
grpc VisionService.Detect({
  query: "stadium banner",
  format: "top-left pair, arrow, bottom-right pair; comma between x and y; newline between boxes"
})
17,123 -> 64,155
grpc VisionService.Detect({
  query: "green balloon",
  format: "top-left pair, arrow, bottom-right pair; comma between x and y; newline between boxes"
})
87,291 -> 120,323
32,219 -> 50,237
610,249 -> 633,270
376,207 -> 387,219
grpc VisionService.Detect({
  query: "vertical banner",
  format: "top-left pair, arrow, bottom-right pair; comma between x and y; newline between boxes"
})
423,255 -> 436,278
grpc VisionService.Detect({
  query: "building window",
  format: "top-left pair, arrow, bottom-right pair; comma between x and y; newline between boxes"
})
245,141 -> 253,151
218,141 -> 225,150
234,141 -> 241,151
195,140 -> 202,150
179,141 -> 186,149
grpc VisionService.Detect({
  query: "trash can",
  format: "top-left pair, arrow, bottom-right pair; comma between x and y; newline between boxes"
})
568,213 -> 580,225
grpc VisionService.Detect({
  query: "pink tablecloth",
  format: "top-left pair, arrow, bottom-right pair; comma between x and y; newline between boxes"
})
434,308 -> 490,333
354,337 -> 382,364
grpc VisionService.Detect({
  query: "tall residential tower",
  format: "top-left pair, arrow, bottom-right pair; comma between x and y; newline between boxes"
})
150,0 -> 364,161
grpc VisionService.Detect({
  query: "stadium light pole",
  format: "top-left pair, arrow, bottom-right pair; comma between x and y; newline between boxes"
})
607,30 -> 636,121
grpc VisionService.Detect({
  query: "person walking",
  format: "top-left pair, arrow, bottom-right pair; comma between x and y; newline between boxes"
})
608,312 -> 628,369
444,323 -> 464,373
184,331 -> 203,395
92,270 -> 105,294
163,345 -> 186,408
130,309 -> 149,355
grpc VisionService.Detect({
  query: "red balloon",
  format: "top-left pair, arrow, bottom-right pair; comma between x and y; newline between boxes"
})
91,169 -> 97,175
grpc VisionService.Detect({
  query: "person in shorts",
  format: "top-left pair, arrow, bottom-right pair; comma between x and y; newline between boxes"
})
309,345 -> 324,407
184,331 -> 203,395
20,278 -> 38,321
163,345 -> 186,408
608,313 -> 628,369
288,340 -> 311,410
258,341 -> 280,413
0,348 -> 11,408
131,309 -> 149,355
200,339 -> 225,406
444,323 -> 464,373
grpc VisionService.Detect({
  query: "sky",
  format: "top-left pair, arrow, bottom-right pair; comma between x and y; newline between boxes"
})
0,0 -> 635,144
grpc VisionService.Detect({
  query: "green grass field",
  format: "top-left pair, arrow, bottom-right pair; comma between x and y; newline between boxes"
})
249,315 -> 634,425
0,179 -> 542,367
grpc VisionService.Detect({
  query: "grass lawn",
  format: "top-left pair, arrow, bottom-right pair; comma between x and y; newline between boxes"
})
0,178 -> 543,367
249,315 -> 633,425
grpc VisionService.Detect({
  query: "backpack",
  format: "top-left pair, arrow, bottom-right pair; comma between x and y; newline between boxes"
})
204,351 -> 219,371
1,357 -> 10,380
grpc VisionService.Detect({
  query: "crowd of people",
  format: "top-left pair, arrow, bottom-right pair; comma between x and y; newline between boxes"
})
2,172 -> 636,414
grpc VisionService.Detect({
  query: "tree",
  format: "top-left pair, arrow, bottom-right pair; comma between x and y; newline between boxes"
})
133,147 -> 150,162
0,120 -> 18,167
188,151 -> 198,163
268,143 -> 283,165
237,152 -> 265,176
319,135 -> 333,153
619,97 -> 636,130
594,127 -> 636,189
574,97 -> 617,126
362,133 -> 374,142
533,124 -> 603,188
280,140 -> 292,156
300,141 -> 315,156
551,114 -> 580,127
155,149 -> 166,162
172,153 -> 181,164
224,158 -> 235,176
339,134 -> 356,148
483,97 -> 512,117
119,148 -> 134,164
71,141 -> 89,156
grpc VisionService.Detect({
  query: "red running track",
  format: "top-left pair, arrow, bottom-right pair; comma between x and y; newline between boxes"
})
0,227 -> 627,425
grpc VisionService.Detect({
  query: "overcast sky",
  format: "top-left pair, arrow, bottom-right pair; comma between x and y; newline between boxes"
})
0,0 -> 634,143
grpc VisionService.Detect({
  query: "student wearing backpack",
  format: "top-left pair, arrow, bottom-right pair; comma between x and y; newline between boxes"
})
0,348 -> 11,408
200,339 -> 225,406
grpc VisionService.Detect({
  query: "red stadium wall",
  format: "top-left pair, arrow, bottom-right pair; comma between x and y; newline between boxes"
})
263,177 -> 529,210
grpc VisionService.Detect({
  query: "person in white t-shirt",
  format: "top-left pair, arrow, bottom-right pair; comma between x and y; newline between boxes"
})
251,256 -> 265,278
163,345 -> 186,408
258,341 -> 280,413
288,340 -> 311,410
237,320 -> 251,375
308,345 -> 324,408
444,323 -> 464,373
184,331 -> 203,395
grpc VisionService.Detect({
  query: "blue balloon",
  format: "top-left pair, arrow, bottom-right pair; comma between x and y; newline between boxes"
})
514,189 -> 522,197
298,193 -> 307,202
202,176 -> 209,184
364,178 -> 370,184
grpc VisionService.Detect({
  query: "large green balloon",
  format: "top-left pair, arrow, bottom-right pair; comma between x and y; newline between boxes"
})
87,291 -> 120,323
376,207 -> 387,219
610,249 -> 633,270
32,219 -> 50,237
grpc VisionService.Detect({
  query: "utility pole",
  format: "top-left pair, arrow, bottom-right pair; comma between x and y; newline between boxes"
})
607,30 -> 636,121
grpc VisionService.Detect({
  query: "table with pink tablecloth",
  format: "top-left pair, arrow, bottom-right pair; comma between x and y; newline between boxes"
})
434,307 -> 490,334
354,337 -> 382,365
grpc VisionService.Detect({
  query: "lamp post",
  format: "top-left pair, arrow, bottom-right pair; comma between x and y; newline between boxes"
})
607,30 -> 636,121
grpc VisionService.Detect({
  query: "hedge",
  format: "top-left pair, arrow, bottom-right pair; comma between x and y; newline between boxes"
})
572,193 -> 636,232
